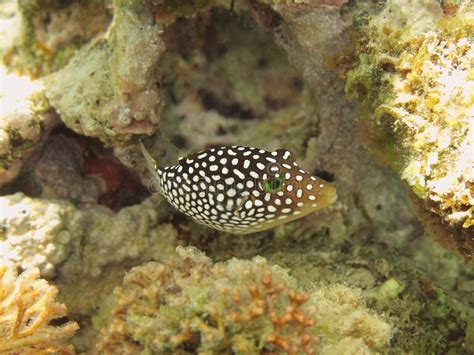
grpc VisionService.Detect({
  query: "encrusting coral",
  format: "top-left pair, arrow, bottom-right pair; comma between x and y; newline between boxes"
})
0,265 -> 78,353
345,0 -> 474,258
98,246 -> 391,354
0,193 -> 178,278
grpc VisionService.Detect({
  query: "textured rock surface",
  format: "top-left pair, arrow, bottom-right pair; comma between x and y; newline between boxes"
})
0,0 -> 111,77
44,0 -> 164,146
0,193 -> 178,278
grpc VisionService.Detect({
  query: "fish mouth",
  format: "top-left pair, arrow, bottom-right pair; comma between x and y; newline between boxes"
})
327,184 -> 338,204
316,182 -> 337,208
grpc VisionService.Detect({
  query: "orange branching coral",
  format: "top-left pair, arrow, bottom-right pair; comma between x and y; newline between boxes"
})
0,266 -> 79,354
222,271 -> 318,354
98,246 -> 320,354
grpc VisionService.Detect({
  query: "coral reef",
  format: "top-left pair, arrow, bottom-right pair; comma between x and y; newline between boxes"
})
345,0 -> 474,258
98,246 -> 390,354
0,265 -> 78,353
0,0 -> 472,353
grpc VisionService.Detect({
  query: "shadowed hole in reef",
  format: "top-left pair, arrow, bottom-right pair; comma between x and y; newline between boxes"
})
1,126 -> 149,210
313,169 -> 335,183
49,316 -> 71,327
158,4 -> 304,148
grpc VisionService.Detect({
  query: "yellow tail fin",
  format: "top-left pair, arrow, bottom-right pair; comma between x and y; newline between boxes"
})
139,140 -> 161,183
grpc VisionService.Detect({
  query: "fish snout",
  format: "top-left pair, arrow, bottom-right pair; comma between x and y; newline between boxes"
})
312,178 -> 337,208
320,182 -> 337,205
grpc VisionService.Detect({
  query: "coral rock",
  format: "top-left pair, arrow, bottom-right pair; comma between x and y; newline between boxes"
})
0,193 -> 178,278
44,1 -> 165,146
0,67 -> 59,185
345,0 -> 474,258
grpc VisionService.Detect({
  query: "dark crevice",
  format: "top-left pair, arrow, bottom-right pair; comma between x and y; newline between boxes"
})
49,316 -> 70,327
312,169 -> 336,183
199,89 -> 256,120
3,125 -> 149,211
171,134 -> 188,149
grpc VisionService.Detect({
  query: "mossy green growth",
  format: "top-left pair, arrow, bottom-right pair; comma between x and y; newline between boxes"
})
370,278 -> 405,302
346,52 -> 394,112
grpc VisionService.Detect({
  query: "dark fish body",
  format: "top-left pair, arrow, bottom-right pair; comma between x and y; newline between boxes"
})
151,145 -> 337,234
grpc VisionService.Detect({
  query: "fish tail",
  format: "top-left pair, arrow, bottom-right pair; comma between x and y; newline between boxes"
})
139,140 -> 162,186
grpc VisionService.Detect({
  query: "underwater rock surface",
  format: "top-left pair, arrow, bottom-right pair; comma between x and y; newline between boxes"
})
0,0 -> 473,353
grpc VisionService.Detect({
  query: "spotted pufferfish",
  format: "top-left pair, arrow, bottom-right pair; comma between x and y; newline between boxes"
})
141,143 -> 337,234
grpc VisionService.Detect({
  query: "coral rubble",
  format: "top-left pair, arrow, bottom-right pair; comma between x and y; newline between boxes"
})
345,0 -> 474,258
0,265 -> 78,353
98,246 -> 390,354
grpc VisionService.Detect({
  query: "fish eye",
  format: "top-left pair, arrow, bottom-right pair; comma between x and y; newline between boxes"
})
263,176 -> 284,194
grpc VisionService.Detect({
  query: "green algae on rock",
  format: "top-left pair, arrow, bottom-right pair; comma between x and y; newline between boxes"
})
345,0 -> 474,258
98,246 -> 391,354
266,233 -> 474,353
